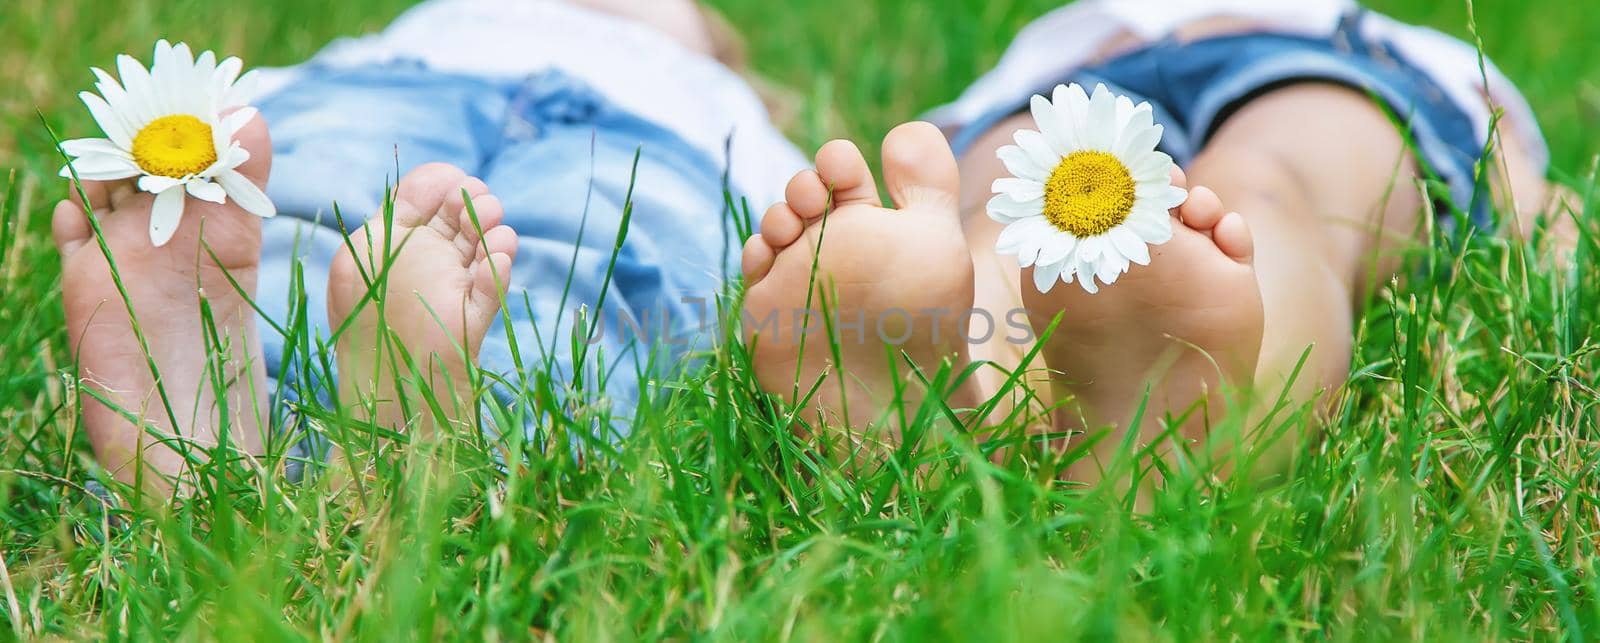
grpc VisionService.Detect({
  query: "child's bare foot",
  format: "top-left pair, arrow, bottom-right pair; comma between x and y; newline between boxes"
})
329,163 -> 517,434
1024,174 -> 1264,480
53,116 -> 273,490
742,122 -> 979,431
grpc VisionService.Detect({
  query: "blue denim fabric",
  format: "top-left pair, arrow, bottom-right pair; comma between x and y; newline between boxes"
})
254,62 -> 739,463
947,10 -> 1494,232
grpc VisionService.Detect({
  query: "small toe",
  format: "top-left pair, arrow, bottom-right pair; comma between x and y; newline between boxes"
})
460,194 -> 505,240
473,252 -> 515,301
760,202 -> 805,247
784,170 -> 831,219
881,121 -> 959,209
813,139 -> 881,208
742,235 -> 777,284
1179,185 -> 1225,231
52,199 -> 93,256
480,225 -> 519,260
1213,212 -> 1254,262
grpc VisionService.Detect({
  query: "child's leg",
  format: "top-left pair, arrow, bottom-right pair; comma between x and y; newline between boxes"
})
52,116 -> 274,492
1188,83 -> 1429,422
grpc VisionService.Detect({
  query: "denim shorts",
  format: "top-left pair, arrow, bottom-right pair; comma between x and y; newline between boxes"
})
947,10 -> 1494,232
254,62 -> 741,468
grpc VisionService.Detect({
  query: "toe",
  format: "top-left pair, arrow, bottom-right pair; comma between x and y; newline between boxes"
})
64,170 -> 112,214
52,199 -> 93,256
881,121 -> 959,209
460,194 -> 506,242
759,202 -> 804,247
813,139 -> 881,208
742,235 -> 777,284
1212,212 -> 1254,263
479,225 -> 520,262
472,251 -> 515,302
393,163 -> 470,226
1178,186 -> 1225,231
230,112 -> 273,186
784,170 -> 830,219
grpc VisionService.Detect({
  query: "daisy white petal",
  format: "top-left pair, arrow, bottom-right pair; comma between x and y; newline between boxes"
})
59,154 -> 141,181
1076,258 -> 1101,294
193,50 -> 217,86
1013,129 -> 1058,171
992,177 -> 1044,203
79,92 -> 133,149
996,216 -> 1051,256
89,68 -> 141,139
1077,236 -> 1106,264
987,193 -> 1042,223
60,138 -> 129,159
1052,83 -> 1089,151
226,69 -> 260,109
1123,100 -> 1155,135
1116,117 -> 1162,159
1131,151 -> 1175,179
1110,227 -> 1151,265
1113,95 -> 1136,131
220,107 -> 257,138
996,145 -> 1048,183
1030,94 -> 1072,156
149,187 -> 186,246
138,175 -> 185,194
211,144 -> 250,174
1032,259 -> 1065,294
217,170 -> 276,218
116,54 -> 157,124
1035,230 -> 1079,266
186,179 -> 228,204
151,41 -> 178,116
1096,252 -> 1128,286
1084,84 -> 1117,151
1127,209 -> 1174,244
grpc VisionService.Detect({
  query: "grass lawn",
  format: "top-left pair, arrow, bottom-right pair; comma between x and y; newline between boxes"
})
3,0 -> 1600,639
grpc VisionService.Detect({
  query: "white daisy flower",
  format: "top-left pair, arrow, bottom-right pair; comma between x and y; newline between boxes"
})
988,83 -> 1188,294
58,39 -> 275,247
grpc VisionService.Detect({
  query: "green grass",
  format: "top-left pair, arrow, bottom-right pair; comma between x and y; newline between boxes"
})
3,0 -> 1600,639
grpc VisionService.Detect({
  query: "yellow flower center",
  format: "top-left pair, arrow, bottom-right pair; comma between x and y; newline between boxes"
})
1042,151 -> 1137,237
131,115 -> 217,179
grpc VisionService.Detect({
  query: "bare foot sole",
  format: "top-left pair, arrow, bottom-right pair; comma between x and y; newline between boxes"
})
53,116 -> 274,490
328,163 -> 518,435
1024,176 -> 1265,482
742,122 -> 980,438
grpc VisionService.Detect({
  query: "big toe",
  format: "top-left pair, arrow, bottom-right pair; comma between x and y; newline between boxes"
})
881,121 -> 959,210
230,111 -> 273,184
393,163 -> 472,225
52,199 -> 93,256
